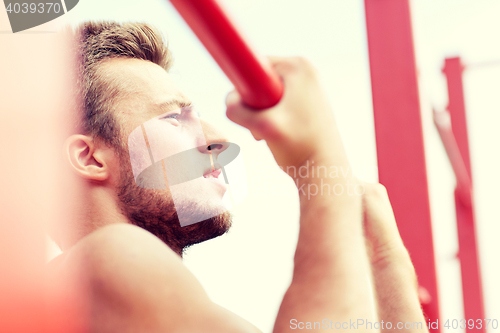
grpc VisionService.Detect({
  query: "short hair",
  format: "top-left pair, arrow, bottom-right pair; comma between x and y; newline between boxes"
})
75,21 -> 173,148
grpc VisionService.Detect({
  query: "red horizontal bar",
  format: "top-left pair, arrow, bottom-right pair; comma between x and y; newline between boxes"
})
169,0 -> 283,109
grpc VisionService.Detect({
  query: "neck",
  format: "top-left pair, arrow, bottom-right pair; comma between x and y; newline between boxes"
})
59,184 -> 129,251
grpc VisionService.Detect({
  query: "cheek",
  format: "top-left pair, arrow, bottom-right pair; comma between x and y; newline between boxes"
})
127,123 -> 191,180
148,132 -> 185,162
144,122 -> 206,161
126,118 -> 210,191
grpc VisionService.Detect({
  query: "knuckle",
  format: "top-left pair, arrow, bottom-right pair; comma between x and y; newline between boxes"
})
274,57 -> 318,80
363,182 -> 389,201
294,57 -> 317,74
293,56 -> 308,65
364,183 -> 390,205
374,183 -> 388,196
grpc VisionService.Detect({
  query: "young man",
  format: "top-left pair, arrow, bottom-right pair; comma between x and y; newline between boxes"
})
50,21 -> 427,332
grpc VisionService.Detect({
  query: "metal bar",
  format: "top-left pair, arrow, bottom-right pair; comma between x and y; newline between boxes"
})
443,59 -> 472,177
433,109 -> 472,207
466,59 -> 500,69
443,57 -> 485,333
169,0 -> 283,109
364,0 -> 440,325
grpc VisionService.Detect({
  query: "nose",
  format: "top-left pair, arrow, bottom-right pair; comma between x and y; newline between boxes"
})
198,119 -> 229,159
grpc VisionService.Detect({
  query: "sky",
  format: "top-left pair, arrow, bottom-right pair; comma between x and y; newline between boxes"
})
11,0 -> 498,331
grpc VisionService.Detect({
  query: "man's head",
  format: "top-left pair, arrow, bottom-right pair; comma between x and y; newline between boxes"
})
64,21 -> 231,255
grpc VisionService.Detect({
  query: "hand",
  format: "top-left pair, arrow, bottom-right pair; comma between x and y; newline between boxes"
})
226,57 -> 348,173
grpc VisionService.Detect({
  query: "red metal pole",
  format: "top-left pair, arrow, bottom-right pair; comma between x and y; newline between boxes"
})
364,0 -> 440,325
169,0 -> 283,109
433,109 -> 472,207
443,57 -> 485,333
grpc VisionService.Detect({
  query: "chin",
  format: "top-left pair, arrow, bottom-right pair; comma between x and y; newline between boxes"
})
173,195 -> 229,227
177,210 -> 233,253
116,162 -> 232,253
169,180 -> 230,227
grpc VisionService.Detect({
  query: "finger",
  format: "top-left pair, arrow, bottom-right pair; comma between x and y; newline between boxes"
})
225,89 -> 241,106
225,90 -> 259,127
362,182 -> 401,242
225,90 -> 269,140
268,56 -> 317,81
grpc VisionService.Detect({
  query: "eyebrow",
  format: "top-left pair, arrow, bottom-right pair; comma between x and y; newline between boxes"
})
156,98 -> 193,112
156,98 -> 202,118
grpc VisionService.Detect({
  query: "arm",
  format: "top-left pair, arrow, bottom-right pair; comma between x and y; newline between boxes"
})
226,57 -> 378,332
362,183 -> 428,332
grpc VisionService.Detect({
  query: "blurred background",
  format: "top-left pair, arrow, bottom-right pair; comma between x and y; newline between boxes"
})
2,0 -> 499,332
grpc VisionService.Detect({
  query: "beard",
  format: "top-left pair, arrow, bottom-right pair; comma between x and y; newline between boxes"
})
115,150 -> 232,256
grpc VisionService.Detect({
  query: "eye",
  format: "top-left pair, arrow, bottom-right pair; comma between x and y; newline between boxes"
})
162,113 -> 181,121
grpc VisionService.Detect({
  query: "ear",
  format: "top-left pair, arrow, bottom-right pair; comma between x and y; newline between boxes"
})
64,135 -> 111,182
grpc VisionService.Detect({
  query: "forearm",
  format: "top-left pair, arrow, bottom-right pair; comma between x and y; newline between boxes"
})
225,57 -> 380,332
274,159 -> 377,332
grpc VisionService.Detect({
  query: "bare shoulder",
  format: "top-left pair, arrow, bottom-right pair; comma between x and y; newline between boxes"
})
65,223 -> 182,269
56,223 -> 261,333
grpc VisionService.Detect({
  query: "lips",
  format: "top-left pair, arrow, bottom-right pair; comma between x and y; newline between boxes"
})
203,167 -> 227,192
203,168 -> 222,179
